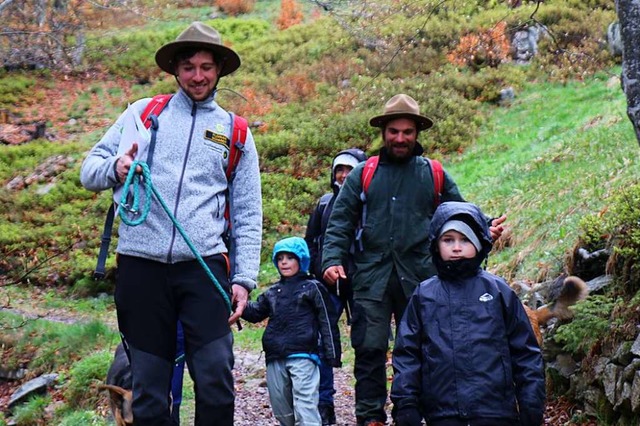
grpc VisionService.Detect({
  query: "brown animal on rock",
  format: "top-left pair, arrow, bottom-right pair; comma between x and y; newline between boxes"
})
99,343 -> 133,426
523,275 -> 589,347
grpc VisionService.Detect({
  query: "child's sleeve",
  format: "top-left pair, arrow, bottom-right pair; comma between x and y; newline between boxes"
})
502,285 -> 546,426
313,282 -> 341,365
390,292 -> 424,412
304,200 -> 323,279
241,290 -> 271,323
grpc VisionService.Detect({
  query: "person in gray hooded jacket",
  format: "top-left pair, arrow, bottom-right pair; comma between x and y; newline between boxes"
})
80,21 -> 262,426
305,147 -> 367,425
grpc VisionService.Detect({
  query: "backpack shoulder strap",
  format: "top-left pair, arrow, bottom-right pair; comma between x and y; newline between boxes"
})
361,155 -> 380,197
224,112 -> 249,226
226,113 -> 248,181
223,113 -> 249,274
141,94 -> 172,129
318,192 -> 334,233
318,192 -> 333,208
427,158 -> 444,207
140,94 -> 172,168
94,95 -> 171,280
356,156 -> 380,252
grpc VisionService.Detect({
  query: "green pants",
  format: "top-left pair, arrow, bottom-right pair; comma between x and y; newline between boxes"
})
350,272 -> 410,424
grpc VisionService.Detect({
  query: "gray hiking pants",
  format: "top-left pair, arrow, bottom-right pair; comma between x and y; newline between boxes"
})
266,357 -> 321,426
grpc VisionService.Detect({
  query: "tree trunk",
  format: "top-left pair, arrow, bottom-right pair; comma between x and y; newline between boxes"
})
35,0 -> 47,26
616,0 -> 640,145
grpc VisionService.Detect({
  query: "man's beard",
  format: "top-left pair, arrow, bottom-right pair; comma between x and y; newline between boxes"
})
387,144 -> 413,163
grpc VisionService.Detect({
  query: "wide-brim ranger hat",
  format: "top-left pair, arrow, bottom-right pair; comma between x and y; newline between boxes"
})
369,93 -> 434,130
155,21 -> 241,77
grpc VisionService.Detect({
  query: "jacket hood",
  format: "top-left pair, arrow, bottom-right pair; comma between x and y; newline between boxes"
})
272,236 -> 311,274
330,148 -> 367,192
428,201 -> 493,261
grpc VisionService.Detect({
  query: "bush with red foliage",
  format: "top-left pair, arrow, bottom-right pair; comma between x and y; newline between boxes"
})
447,21 -> 511,70
214,0 -> 256,16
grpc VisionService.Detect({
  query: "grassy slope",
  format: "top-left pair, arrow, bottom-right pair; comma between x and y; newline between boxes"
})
448,70 -> 638,282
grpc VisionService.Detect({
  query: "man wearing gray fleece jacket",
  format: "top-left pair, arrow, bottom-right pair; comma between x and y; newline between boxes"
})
80,22 -> 262,426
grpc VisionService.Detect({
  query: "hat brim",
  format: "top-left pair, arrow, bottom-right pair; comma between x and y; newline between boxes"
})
155,41 -> 241,77
369,113 -> 433,130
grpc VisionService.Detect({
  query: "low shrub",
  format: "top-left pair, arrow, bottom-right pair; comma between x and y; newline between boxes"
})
448,21 -> 511,70
277,0 -> 304,30
11,395 -> 50,425
0,73 -> 38,110
56,411 -> 108,426
215,0 -> 256,16
575,182 -> 640,296
552,294 -> 616,356
3,317 -> 115,374
261,172 -> 318,234
441,63 -> 527,102
84,18 -> 271,78
526,6 -> 617,81
63,350 -> 112,409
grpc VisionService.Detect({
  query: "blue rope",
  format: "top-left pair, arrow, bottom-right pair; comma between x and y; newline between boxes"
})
118,160 -> 232,313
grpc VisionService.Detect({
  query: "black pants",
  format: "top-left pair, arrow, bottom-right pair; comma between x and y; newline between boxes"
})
116,254 -> 234,426
430,418 -> 519,426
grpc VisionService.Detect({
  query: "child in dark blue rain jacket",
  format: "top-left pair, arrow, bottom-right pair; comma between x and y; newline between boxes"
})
391,202 -> 545,426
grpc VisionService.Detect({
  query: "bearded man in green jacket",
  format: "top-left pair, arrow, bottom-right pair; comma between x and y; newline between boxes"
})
321,94 -> 506,426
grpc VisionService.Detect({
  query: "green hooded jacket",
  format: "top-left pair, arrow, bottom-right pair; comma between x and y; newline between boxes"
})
321,143 -> 464,301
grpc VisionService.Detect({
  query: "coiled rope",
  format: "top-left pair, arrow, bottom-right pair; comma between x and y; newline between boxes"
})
118,160 -> 232,313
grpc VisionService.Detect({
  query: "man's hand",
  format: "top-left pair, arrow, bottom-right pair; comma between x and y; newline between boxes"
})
228,284 -> 248,325
490,214 -> 507,242
322,265 -> 346,285
115,143 -> 142,182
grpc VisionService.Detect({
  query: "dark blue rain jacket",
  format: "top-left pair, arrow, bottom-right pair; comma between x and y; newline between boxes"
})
391,202 -> 545,426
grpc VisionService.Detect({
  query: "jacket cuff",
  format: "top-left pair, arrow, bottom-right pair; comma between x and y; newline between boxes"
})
231,276 -> 256,293
392,398 -> 419,411
112,157 -> 120,184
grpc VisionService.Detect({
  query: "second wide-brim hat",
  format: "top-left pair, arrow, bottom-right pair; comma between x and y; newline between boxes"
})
369,93 -> 433,130
155,21 -> 241,77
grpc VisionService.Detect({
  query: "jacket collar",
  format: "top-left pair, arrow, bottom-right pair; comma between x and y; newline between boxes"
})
175,87 -> 219,112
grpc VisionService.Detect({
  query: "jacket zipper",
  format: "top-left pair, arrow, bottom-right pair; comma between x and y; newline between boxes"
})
167,101 -> 198,263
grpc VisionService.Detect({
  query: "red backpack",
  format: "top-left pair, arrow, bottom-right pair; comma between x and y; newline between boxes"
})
93,94 -> 249,279
355,155 -> 444,251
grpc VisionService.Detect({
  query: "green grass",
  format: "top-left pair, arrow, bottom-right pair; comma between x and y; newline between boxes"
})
446,69 -> 636,281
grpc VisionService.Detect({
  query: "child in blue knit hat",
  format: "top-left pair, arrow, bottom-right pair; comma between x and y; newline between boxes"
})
242,236 -> 341,426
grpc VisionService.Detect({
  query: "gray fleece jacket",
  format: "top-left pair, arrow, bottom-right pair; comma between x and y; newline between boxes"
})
80,88 -> 263,291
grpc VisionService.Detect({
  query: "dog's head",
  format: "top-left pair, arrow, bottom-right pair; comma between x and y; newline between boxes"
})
99,384 -> 133,426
